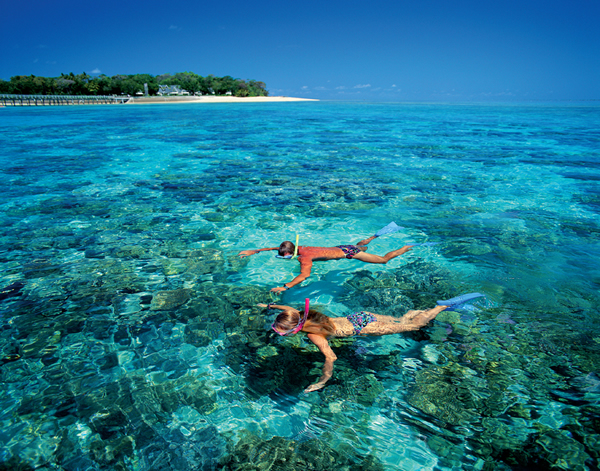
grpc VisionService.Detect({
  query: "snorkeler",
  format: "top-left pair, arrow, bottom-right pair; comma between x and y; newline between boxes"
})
239,223 -> 414,293
259,293 -> 484,392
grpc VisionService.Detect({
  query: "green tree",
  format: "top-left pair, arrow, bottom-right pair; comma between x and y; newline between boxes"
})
247,80 -> 268,97
86,79 -> 100,95
211,77 -> 225,95
199,75 -> 214,95
70,72 -> 91,95
0,71 -> 269,97
234,80 -> 249,97
134,74 -> 158,95
96,75 -> 113,95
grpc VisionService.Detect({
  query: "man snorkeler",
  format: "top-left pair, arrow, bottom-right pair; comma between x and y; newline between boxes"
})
239,226 -> 413,293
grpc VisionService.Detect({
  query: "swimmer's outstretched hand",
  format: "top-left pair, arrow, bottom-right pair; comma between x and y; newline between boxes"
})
305,382 -> 325,393
239,250 -> 257,258
270,286 -> 287,293
256,303 -> 268,308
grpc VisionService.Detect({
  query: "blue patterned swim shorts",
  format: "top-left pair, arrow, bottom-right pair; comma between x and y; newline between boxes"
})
346,311 -> 377,335
337,245 -> 361,259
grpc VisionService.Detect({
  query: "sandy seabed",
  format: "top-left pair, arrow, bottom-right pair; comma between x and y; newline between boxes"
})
129,95 -> 318,104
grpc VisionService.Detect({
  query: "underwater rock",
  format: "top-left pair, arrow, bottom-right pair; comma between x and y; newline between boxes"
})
582,431 -> 600,461
218,431 -> 384,470
256,345 -> 279,359
468,416 -> 532,466
84,248 -> 106,259
203,212 -> 225,222
113,292 -> 151,317
0,281 -> 25,301
348,374 -> 386,407
307,371 -> 389,419
343,261 -> 457,315
160,259 -> 188,276
185,248 -> 226,276
114,245 -> 147,259
178,381 -> 217,414
446,238 -> 493,257
0,353 -> 21,364
426,435 -> 465,469
0,455 -> 37,470
183,325 -> 213,347
22,259 -> 60,279
531,428 -> 591,470
150,289 -> 192,311
53,235 -> 82,250
344,270 -> 378,292
406,364 -> 477,426
139,425 -> 226,471
236,338 -> 313,397
344,286 -> 414,316
434,310 -> 461,325
90,410 -> 129,440
176,282 -> 245,325
83,314 -> 116,341
89,434 -> 135,467
194,232 -> 217,241
21,329 -> 61,358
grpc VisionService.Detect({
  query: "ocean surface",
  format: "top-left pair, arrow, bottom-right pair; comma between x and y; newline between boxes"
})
0,101 -> 599,470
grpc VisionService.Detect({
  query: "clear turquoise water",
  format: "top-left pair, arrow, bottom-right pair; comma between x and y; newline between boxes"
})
1,102 -> 599,470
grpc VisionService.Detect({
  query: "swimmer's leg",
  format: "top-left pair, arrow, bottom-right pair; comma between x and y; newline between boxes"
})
352,245 -> 414,264
369,311 -> 421,323
355,235 -> 377,247
363,306 -> 447,335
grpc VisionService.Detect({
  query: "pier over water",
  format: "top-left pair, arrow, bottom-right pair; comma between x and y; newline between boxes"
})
0,94 -> 132,106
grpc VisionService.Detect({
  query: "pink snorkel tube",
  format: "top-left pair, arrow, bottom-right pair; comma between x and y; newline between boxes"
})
289,298 -> 310,335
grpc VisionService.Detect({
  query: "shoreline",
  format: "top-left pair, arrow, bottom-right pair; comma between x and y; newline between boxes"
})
0,95 -> 318,107
129,95 -> 318,104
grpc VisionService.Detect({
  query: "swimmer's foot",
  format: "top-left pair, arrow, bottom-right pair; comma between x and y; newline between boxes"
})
437,292 -> 484,311
425,305 -> 448,321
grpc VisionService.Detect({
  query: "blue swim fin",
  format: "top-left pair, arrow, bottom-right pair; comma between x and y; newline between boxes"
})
375,222 -> 403,237
437,292 -> 484,310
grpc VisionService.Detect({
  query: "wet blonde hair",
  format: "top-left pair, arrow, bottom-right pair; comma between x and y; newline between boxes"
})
273,309 -> 336,335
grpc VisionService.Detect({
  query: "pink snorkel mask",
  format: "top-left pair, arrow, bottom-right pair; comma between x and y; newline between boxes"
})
272,298 -> 309,336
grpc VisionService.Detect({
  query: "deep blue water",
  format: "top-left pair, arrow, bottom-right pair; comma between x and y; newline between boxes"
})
1,102 -> 599,470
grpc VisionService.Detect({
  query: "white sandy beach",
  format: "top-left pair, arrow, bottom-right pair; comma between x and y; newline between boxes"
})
129,95 -> 318,104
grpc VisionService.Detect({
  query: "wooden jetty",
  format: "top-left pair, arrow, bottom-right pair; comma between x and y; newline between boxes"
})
0,94 -> 132,106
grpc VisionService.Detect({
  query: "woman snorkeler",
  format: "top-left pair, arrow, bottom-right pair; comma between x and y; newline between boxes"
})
258,293 -> 484,392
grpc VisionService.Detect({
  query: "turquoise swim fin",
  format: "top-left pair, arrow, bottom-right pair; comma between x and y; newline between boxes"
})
375,222 -> 403,237
437,292 -> 484,311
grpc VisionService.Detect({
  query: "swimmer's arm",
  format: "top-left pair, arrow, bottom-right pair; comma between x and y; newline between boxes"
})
238,247 -> 279,258
271,258 -> 313,293
256,303 -> 296,311
304,333 -> 337,393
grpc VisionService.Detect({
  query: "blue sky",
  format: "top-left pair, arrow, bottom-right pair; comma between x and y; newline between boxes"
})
3,0 -> 599,101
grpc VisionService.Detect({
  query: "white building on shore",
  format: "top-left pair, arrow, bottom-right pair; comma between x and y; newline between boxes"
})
157,85 -> 190,96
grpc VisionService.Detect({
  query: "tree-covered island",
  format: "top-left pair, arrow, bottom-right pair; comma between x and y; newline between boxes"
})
0,72 -> 268,97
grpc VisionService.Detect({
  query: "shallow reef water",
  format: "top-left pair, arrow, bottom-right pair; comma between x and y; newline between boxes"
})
0,102 -> 599,470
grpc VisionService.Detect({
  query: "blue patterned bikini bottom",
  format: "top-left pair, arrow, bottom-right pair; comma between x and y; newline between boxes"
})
346,311 -> 377,335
